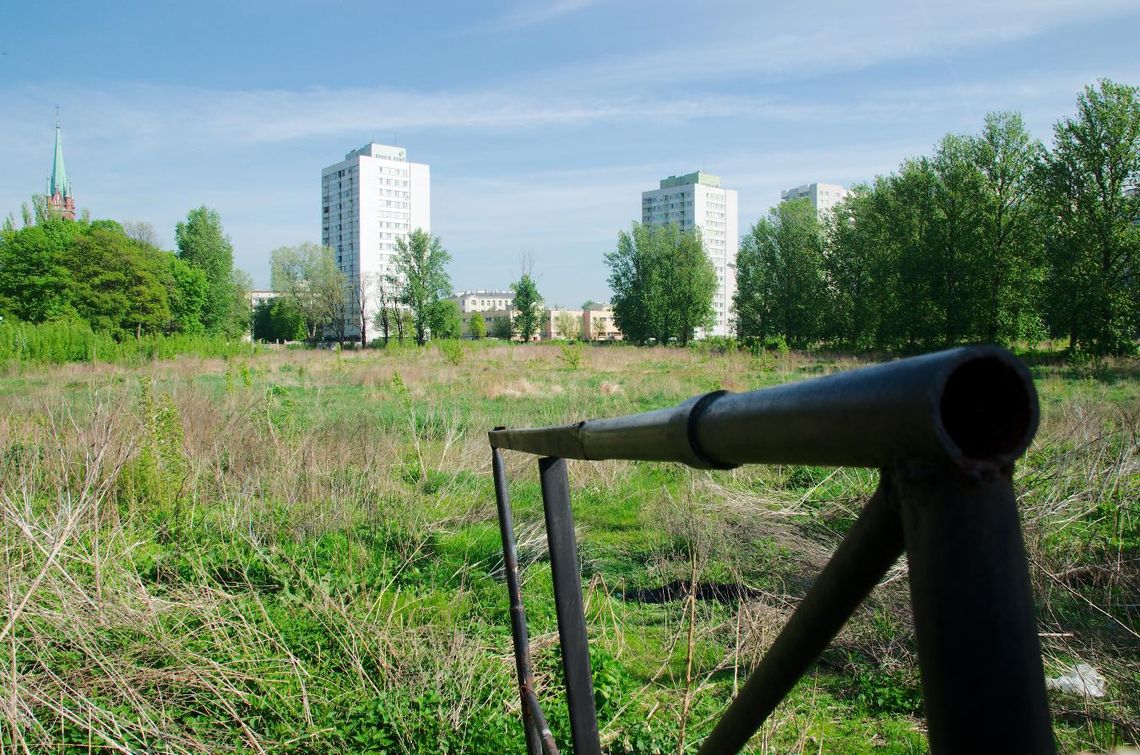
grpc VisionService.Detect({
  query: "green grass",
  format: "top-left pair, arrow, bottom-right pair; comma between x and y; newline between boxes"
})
0,342 -> 1135,753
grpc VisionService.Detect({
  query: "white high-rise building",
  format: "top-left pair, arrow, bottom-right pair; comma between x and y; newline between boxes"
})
321,143 -> 430,337
781,182 -> 849,217
642,171 -> 739,337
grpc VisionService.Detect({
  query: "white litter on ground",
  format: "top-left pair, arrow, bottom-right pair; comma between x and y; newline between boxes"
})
1046,663 -> 1107,698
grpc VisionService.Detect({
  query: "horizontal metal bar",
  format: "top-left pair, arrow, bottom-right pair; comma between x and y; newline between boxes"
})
489,345 -> 1038,471
697,480 -> 904,754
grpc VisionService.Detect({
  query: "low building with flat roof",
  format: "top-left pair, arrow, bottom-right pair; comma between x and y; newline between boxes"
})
449,290 -> 515,314
584,303 -> 622,342
544,308 -> 584,340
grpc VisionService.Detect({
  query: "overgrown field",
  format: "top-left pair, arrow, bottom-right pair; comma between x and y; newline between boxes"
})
0,342 -> 1136,753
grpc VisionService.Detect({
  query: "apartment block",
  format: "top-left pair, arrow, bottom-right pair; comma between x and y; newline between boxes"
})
781,182 -> 849,217
642,171 -> 739,337
321,143 -> 430,337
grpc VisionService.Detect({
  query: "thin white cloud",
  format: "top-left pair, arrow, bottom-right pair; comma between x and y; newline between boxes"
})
5,67 -> 1123,155
479,0 -> 604,32
517,0 -> 1137,92
0,84 -> 891,150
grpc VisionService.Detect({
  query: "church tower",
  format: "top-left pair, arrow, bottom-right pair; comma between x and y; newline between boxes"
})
47,121 -> 76,220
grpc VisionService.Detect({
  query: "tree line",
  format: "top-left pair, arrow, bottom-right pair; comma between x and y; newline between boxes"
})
0,203 -> 250,340
603,79 -> 1137,355
259,235 -> 558,346
606,222 -> 718,346
260,229 -> 462,347
734,79 -> 1139,355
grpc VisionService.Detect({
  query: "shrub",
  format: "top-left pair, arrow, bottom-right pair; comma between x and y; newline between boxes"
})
437,339 -> 464,365
741,334 -> 790,357
468,312 -> 487,339
0,318 -> 250,365
558,342 -> 583,369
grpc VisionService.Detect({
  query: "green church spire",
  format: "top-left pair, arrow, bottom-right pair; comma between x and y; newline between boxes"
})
49,122 -> 71,198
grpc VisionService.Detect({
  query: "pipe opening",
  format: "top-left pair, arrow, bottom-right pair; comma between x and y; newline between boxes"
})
939,356 -> 1035,461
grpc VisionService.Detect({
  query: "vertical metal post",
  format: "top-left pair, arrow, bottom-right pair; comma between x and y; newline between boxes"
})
893,464 -> 1054,754
492,448 -> 545,755
539,457 -> 601,755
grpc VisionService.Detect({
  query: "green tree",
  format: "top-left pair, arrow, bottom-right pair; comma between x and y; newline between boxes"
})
372,276 -> 398,345
253,298 -> 306,341
428,299 -> 462,340
820,163 -> 941,350
607,223 -> 715,345
252,301 -> 274,341
270,242 -> 348,343
735,198 -> 826,346
399,310 -> 416,343
166,256 -> 208,335
826,123 -> 1045,351
972,112 -> 1047,343
230,268 -> 254,339
607,224 -> 661,344
1038,79 -> 1140,355
671,228 -> 718,345
175,207 -> 242,337
862,136 -> 989,349
392,229 -> 453,346
927,134 -> 987,345
66,227 -> 171,338
492,314 -> 513,340
0,219 -> 82,322
554,310 -> 581,340
468,311 -> 487,339
824,185 -> 889,347
841,151 -> 984,351
511,274 -> 543,342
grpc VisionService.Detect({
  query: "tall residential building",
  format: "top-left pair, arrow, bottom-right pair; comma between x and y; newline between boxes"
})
46,122 -> 75,220
321,143 -> 430,337
781,182 -> 849,217
642,171 -> 739,337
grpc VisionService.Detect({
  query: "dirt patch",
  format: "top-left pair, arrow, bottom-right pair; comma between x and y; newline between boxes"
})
486,379 -> 564,398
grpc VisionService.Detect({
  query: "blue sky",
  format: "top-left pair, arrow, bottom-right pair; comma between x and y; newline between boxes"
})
2,0 -> 1138,306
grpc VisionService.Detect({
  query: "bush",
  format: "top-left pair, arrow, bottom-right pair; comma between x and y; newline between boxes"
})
436,339 -> 464,365
558,342 -> 583,369
492,316 -> 513,340
0,318 -> 250,365
740,334 -> 789,357
468,312 -> 487,339
849,667 -> 923,716
692,336 -> 737,355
